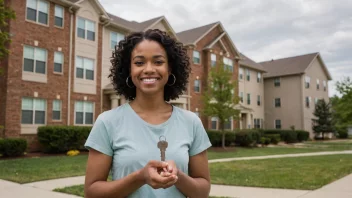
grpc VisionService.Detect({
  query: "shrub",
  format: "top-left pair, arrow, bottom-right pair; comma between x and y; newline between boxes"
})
0,138 -> 27,157
265,134 -> 281,144
206,130 -> 235,147
235,129 -> 261,147
263,129 -> 301,143
260,137 -> 271,146
296,130 -> 310,142
37,126 -> 92,153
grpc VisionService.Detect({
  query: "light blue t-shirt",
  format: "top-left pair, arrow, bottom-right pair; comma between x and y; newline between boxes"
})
84,103 -> 212,198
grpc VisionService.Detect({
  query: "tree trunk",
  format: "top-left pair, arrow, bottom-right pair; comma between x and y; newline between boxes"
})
220,121 -> 226,149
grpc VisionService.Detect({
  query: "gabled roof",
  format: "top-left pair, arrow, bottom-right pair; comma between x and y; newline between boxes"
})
260,52 -> 332,80
239,53 -> 266,72
176,22 -> 218,45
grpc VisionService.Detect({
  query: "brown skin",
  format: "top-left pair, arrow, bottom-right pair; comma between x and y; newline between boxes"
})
84,40 -> 210,198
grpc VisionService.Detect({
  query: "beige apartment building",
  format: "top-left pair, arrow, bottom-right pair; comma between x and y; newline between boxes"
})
260,53 -> 332,136
237,53 -> 266,129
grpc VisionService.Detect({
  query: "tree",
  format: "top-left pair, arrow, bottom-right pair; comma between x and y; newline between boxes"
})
312,99 -> 333,140
0,0 -> 16,75
202,60 -> 240,148
331,77 -> 352,137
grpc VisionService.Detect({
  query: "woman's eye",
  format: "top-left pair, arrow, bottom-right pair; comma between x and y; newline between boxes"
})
155,60 -> 164,65
135,61 -> 143,66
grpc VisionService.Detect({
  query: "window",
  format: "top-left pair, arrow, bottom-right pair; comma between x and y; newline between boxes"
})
315,98 -> 319,105
323,81 -> 327,91
247,93 -> 251,105
21,97 -> 46,124
54,52 -> 63,73
23,46 -> 47,74
254,119 -> 261,129
240,92 -> 244,103
239,67 -> 243,80
275,98 -> 281,107
305,76 -> 310,88
246,69 -> 250,81
316,79 -> 320,90
211,117 -> 217,130
257,72 -> 262,83
211,54 -> 216,67
275,119 -> 281,129
77,17 -> 95,41
225,117 -> 232,130
305,96 -> 311,108
76,56 -> 94,80
54,5 -> 64,27
52,100 -> 61,120
26,0 -> 49,25
223,57 -> 233,72
75,101 -> 94,125
193,51 -> 200,64
257,95 -> 261,106
110,32 -> 124,49
194,80 -> 200,92
274,78 -> 280,87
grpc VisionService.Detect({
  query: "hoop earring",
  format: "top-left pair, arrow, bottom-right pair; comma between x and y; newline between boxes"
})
126,76 -> 135,88
167,74 -> 176,86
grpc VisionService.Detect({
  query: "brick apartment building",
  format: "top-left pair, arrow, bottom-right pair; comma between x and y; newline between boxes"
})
0,0 -> 332,150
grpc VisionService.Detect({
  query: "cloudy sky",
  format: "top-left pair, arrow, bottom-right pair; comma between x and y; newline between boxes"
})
100,0 -> 352,97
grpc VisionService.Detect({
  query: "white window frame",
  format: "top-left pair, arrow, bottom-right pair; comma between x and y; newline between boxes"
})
274,98 -> 281,107
211,117 -> 218,130
23,45 -> 47,75
110,31 -> 124,49
257,72 -> 262,83
74,101 -> 95,125
211,53 -> 216,67
275,119 -> 281,129
246,68 -> 250,81
26,0 -> 49,26
225,117 -> 233,130
194,79 -> 201,93
52,100 -> 62,121
77,17 -> 96,41
240,92 -> 244,103
239,67 -> 244,80
305,76 -> 311,88
75,56 -> 95,80
323,80 -> 327,91
247,93 -> 251,105
54,4 -> 64,28
257,95 -> 261,106
21,97 -> 47,125
274,77 -> 281,87
193,51 -> 200,64
316,79 -> 320,90
223,57 -> 233,72
54,51 -> 63,74
305,96 -> 311,108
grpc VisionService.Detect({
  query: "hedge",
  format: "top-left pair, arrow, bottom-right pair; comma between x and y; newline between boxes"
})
206,130 -> 235,147
262,129 -> 309,143
264,134 -> 281,144
37,126 -> 92,153
0,138 -> 27,157
234,129 -> 261,147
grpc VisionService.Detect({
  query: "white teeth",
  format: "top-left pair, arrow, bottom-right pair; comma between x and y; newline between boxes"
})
142,78 -> 157,82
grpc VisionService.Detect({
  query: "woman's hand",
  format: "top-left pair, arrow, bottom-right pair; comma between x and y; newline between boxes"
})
141,160 -> 178,189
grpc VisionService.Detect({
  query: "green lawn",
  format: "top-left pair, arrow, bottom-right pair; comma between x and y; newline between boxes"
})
0,155 -> 88,183
210,154 -> 352,190
1,143 -> 351,184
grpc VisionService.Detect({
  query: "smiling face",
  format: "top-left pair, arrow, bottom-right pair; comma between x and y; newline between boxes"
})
130,39 -> 170,97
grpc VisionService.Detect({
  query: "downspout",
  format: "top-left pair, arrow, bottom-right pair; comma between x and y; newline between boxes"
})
67,6 -> 74,125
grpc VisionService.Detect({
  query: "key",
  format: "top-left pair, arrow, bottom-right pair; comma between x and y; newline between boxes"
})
157,136 -> 168,161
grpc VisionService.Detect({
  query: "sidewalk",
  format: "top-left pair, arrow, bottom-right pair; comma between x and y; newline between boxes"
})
1,150 -> 351,197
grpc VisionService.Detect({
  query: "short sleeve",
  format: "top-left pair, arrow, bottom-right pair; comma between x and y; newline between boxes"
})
189,117 -> 212,156
84,115 -> 113,156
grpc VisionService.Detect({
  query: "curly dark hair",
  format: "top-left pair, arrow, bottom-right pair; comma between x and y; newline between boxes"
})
109,29 -> 191,101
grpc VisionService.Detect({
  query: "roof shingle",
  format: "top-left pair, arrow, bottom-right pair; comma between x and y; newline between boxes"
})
259,53 -> 319,78
239,53 -> 266,72
176,22 -> 218,45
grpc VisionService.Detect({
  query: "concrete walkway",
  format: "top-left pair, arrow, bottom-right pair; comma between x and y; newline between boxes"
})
1,150 -> 351,197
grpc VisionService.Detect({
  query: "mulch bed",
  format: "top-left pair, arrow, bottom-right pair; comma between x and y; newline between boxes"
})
0,151 -> 89,161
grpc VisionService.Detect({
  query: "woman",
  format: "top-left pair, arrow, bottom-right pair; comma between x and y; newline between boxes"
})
84,29 -> 212,198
